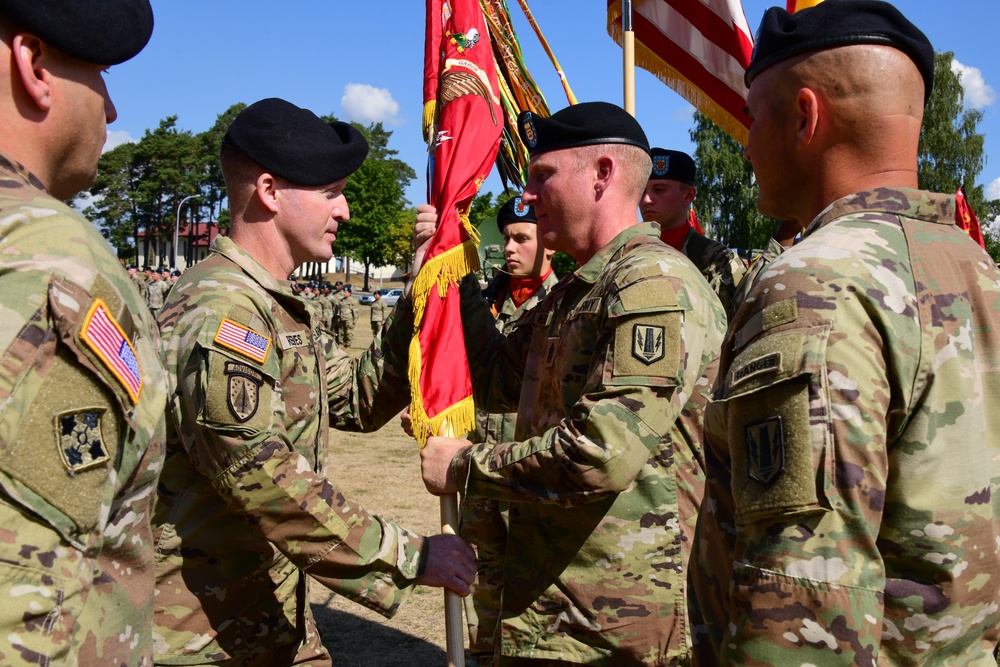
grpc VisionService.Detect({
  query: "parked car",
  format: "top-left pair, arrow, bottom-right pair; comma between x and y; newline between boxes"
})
359,289 -> 385,305
381,288 -> 403,306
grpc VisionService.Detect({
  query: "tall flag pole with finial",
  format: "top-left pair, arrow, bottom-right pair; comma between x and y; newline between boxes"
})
622,0 -> 635,115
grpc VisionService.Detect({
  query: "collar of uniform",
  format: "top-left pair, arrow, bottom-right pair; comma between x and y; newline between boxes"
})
573,222 -> 660,284
209,235 -> 297,297
0,148 -> 49,192
803,187 -> 955,238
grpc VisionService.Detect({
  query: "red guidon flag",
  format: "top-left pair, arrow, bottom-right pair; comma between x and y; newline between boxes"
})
413,0 -> 503,444
607,0 -> 754,144
956,186 -> 987,249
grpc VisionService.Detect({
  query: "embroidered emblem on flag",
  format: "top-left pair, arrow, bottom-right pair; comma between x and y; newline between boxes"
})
214,318 -> 271,363
80,299 -> 142,403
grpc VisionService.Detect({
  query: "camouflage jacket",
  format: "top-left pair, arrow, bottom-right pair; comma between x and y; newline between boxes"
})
689,188 -> 1000,666
456,222 -> 726,664
146,278 -> 168,310
133,272 -> 150,301
470,270 -> 559,446
680,227 -> 747,316
370,297 -> 388,324
0,152 -> 168,665
317,293 -> 334,330
153,236 -> 423,663
336,296 -> 358,327
729,235 -> 786,316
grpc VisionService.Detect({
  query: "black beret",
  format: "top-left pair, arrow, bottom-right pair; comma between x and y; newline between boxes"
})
496,196 -> 537,233
648,149 -> 696,185
222,98 -> 369,186
517,102 -> 649,157
747,0 -> 934,104
0,0 -> 153,66
335,281 -> 343,287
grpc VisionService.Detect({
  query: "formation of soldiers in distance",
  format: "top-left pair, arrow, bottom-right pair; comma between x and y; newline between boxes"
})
1,0 -> 998,666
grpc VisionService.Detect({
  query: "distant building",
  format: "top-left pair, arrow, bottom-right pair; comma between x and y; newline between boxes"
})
136,222 -> 221,271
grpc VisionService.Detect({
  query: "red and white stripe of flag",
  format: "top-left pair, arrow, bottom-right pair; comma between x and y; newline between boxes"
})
81,300 -> 142,403
215,319 -> 271,363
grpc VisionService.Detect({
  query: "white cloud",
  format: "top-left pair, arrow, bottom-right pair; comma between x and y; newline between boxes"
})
340,83 -> 401,125
103,130 -> 135,153
951,59 -> 996,109
673,103 -> 695,122
987,177 -> 1000,201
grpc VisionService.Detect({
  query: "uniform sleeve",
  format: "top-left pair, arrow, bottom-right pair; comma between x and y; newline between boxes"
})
709,260 -> 903,662
168,306 -> 425,617
327,297 -> 415,432
456,270 -> 723,506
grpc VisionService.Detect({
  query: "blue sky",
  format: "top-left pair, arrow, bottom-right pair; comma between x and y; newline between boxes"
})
105,1 -> 1000,211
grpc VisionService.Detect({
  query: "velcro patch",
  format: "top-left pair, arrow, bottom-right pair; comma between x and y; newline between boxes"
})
632,324 -> 665,365
730,352 -> 782,388
56,409 -> 109,473
612,312 -> 680,380
745,416 -> 785,486
278,331 -> 309,349
225,362 -> 264,423
214,318 -> 271,363
79,299 -> 142,403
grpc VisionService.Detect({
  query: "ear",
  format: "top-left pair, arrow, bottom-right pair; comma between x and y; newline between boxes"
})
795,87 -> 819,149
11,33 -> 53,112
255,172 -> 279,213
594,155 -> 614,196
683,185 -> 697,206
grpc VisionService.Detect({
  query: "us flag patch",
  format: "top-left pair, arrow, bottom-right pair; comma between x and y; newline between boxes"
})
80,299 -> 142,403
214,318 -> 271,363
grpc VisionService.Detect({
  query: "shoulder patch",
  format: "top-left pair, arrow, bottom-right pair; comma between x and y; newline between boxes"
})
225,361 -> 264,422
56,409 -> 109,473
632,324 -> 666,365
746,416 -> 785,486
214,318 -> 271,363
79,299 -> 142,403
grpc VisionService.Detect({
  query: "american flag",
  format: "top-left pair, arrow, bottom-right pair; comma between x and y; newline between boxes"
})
80,300 -> 142,403
214,319 -> 271,363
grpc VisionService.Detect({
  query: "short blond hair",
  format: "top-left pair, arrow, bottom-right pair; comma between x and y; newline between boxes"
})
574,143 -> 652,205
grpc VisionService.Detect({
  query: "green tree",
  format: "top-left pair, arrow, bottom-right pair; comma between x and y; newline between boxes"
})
919,51 -> 998,260
84,141 -> 140,261
197,102 -> 246,233
689,111 -> 775,252
386,208 -> 417,273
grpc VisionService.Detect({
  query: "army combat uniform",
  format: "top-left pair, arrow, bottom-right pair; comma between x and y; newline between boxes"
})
464,270 -> 558,663
336,294 -> 358,348
456,223 -> 726,665
146,276 -> 167,319
0,152 -> 168,665
689,188 -> 1000,665
153,236 -> 423,665
677,226 -> 747,316
729,235 -> 785,316
370,295 -> 387,335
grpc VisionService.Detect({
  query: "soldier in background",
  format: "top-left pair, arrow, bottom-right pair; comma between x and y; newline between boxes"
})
153,98 -> 475,666
369,288 -> 387,335
318,282 -> 335,333
689,2 -> 1000,664
336,285 -> 358,348
419,102 -> 726,665
331,279 -> 345,340
641,148 -> 747,314
146,266 -> 168,318
129,264 -> 149,301
0,0 -> 168,663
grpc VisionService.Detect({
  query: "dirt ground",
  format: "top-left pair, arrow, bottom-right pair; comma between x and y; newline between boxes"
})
310,301 -> 477,666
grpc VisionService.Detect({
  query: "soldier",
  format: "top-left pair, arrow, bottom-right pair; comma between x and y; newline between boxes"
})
0,1 -> 168,664
317,282 -> 334,333
641,148 -> 747,315
329,280 -> 344,342
336,285 -> 358,348
153,98 -> 475,666
463,195 -> 559,664
146,266 -> 168,318
689,2 -> 1000,665
369,288 -> 387,335
129,263 -> 149,301
419,102 -> 726,665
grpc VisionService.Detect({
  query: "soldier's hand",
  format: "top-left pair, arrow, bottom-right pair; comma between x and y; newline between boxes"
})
400,408 -> 415,437
417,534 -> 476,596
420,436 -> 469,494
405,204 -> 439,297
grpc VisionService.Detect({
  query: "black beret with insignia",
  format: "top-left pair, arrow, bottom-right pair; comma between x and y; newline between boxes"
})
222,98 -> 369,186
0,0 -> 154,66
648,148 -> 696,185
517,102 -> 649,157
496,196 -> 537,233
747,0 -> 934,104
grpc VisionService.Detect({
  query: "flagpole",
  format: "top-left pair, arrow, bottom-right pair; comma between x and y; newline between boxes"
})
622,0 -> 635,115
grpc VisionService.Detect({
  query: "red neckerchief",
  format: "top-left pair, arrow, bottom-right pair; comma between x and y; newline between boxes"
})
510,268 -> 552,309
659,223 -> 690,251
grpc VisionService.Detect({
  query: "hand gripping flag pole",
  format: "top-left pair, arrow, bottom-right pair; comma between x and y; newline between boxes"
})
421,0 -> 504,663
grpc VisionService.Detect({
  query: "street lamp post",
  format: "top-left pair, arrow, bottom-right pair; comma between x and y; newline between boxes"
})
174,194 -> 201,270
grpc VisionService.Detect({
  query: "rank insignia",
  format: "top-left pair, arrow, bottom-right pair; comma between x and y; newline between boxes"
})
632,324 -> 665,365
80,299 -> 142,403
214,318 -> 271,363
57,410 -> 108,473
746,416 -> 785,486
521,112 -> 538,148
652,154 -> 670,177
225,361 -> 264,423
513,197 -> 529,217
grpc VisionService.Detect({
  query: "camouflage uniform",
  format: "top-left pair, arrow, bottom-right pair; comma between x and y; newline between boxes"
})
336,294 -> 358,348
370,296 -> 388,335
0,152 -> 168,665
153,236 -> 424,665
147,277 -> 168,319
133,271 -> 150,302
464,270 -> 559,663
457,222 -> 725,665
730,235 -> 786,316
317,291 -> 334,333
677,226 -> 747,316
689,188 -> 1000,665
